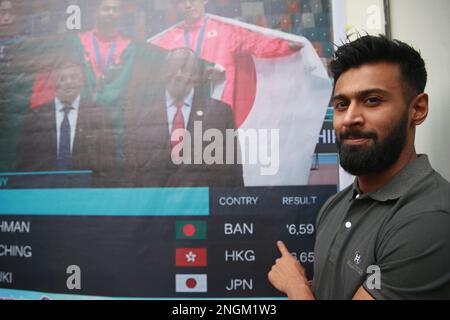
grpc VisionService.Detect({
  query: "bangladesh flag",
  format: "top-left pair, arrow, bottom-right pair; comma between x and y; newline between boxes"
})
176,221 -> 207,240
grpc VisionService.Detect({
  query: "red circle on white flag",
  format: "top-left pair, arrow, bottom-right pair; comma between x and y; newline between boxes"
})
186,278 -> 197,289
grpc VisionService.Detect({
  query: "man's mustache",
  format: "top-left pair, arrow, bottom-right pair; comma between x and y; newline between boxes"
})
339,130 -> 378,141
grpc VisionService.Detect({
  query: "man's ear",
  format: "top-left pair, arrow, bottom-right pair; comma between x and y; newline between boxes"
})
410,93 -> 429,126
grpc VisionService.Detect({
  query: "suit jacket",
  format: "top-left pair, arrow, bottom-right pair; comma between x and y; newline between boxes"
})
125,86 -> 243,188
16,99 -> 115,186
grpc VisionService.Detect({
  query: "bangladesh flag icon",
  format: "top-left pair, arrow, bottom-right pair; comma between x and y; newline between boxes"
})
176,221 -> 207,240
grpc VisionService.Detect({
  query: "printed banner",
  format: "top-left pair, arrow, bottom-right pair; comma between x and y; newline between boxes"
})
0,0 -> 339,299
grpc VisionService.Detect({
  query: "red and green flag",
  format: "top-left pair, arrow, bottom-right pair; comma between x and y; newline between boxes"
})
176,221 -> 207,240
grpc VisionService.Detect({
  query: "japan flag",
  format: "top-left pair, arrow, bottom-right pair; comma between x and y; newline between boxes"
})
175,274 -> 208,293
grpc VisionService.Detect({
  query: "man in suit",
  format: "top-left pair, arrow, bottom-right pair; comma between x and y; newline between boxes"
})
16,57 -> 115,186
30,0 -> 140,170
126,48 -> 243,187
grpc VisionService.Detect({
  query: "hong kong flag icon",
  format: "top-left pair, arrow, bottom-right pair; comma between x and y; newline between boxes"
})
175,274 -> 207,293
176,221 -> 207,240
176,248 -> 207,267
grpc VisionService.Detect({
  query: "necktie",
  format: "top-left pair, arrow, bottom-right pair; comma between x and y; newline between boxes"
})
171,101 -> 185,150
58,106 -> 73,170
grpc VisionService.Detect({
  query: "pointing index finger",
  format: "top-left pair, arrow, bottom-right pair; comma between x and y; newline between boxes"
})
277,240 -> 290,257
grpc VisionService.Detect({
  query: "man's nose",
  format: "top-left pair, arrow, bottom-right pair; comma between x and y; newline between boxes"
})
174,68 -> 190,79
342,102 -> 364,127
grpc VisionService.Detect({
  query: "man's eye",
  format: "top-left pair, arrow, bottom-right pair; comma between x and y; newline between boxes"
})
365,97 -> 382,106
333,101 -> 347,110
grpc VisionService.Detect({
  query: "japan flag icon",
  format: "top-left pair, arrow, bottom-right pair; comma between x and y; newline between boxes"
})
175,274 -> 208,293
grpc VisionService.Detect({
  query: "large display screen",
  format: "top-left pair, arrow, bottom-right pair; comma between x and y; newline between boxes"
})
0,0 -> 337,299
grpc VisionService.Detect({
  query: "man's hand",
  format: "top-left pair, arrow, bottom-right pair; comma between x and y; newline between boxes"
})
268,241 -> 315,300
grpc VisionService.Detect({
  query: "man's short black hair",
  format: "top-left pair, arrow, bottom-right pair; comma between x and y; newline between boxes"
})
330,35 -> 427,100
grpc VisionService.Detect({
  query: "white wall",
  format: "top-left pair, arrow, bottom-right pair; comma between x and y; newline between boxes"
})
390,0 -> 450,180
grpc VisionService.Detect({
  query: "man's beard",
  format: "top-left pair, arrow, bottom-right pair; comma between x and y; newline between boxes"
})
337,113 -> 408,176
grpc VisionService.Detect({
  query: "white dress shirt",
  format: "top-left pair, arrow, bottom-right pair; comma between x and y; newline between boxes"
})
55,95 -> 81,155
165,89 -> 194,133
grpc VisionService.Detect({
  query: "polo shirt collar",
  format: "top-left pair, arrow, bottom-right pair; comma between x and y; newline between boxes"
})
351,154 -> 433,202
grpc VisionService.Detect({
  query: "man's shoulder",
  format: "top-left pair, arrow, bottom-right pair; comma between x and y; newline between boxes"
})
372,169 -> 450,252
426,169 -> 449,208
431,170 -> 450,210
205,98 -> 235,127
79,99 -> 110,120
207,97 -> 232,113
28,102 -> 54,117
194,87 -> 232,114
80,98 -> 100,110
385,171 -> 450,232
151,25 -> 184,45
206,15 -> 244,31
394,169 -> 450,219
207,16 -> 231,28
20,103 -> 54,137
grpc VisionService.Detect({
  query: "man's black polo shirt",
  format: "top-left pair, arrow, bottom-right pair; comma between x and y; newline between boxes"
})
312,155 -> 450,299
